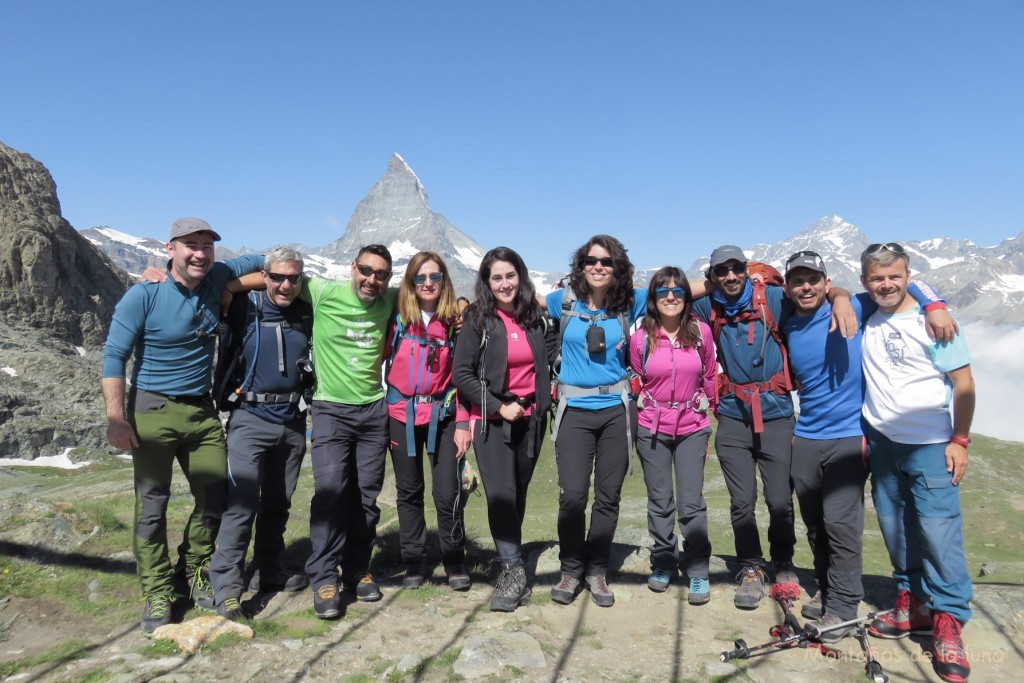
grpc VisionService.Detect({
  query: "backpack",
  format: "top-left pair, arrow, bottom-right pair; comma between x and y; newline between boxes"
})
707,262 -> 793,433
213,291 -> 314,412
385,313 -> 458,457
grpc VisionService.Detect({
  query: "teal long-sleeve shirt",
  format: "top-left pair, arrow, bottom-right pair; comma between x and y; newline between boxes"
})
102,255 -> 264,395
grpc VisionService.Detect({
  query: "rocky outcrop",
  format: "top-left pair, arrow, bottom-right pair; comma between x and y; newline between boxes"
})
0,141 -> 130,346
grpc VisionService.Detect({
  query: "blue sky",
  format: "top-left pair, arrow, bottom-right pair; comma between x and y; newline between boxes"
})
3,1 -> 1022,272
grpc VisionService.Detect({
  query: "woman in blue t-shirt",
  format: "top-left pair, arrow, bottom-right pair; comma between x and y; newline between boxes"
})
545,234 -> 647,608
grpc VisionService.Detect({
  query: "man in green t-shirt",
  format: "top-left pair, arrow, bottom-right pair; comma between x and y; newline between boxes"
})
301,244 -> 398,619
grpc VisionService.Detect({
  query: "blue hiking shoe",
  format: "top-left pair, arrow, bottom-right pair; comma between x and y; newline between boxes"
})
688,577 -> 711,605
648,568 -> 672,593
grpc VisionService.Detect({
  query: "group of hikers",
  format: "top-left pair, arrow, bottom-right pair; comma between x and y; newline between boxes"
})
102,218 -> 976,683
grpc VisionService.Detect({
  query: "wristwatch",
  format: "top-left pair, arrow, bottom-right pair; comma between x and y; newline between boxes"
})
950,435 -> 971,448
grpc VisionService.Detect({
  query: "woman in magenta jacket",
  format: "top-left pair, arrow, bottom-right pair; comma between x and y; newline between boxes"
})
630,266 -> 717,604
385,251 -> 470,591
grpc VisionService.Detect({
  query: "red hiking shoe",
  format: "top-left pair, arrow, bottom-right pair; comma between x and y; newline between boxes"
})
932,611 -> 970,682
868,589 -> 931,639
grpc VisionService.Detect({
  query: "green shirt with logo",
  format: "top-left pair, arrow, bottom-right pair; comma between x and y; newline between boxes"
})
301,278 -> 398,405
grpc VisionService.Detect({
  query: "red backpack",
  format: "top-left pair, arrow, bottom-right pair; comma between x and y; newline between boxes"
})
707,262 -> 794,433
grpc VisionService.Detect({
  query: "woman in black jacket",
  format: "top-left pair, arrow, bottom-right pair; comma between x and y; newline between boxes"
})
453,246 -> 554,612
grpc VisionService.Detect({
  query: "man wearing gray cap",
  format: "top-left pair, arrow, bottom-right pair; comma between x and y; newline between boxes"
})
691,244 -> 802,609
102,217 -> 264,636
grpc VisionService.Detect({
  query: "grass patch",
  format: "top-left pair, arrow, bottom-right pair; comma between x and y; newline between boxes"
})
368,654 -> 393,674
74,668 -> 114,683
0,638 -> 92,678
201,632 -> 248,654
422,646 -> 460,672
250,616 -> 331,640
140,639 -> 182,657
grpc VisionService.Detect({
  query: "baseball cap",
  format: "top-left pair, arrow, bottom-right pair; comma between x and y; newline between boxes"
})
169,217 -> 222,242
709,245 -> 747,267
785,250 -> 827,277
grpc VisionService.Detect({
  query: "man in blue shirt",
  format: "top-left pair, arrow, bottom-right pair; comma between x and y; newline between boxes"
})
102,217 -> 263,636
691,245 -> 799,610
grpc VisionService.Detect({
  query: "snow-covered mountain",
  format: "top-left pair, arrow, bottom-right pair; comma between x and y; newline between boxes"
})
81,162 -> 1022,322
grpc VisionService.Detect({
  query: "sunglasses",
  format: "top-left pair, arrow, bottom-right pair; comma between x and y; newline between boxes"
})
583,256 -> 614,268
355,263 -> 392,281
785,250 -> 822,267
655,287 -> 686,300
412,272 -> 444,286
267,272 -> 303,284
712,262 -> 746,278
864,242 -> 906,255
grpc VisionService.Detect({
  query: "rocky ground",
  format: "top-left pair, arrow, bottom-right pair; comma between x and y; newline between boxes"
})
2,442 -> 1023,682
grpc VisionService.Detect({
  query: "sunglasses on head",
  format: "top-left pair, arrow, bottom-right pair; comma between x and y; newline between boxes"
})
655,287 -> 686,300
583,256 -> 614,268
864,242 -> 906,255
412,272 -> 444,286
712,262 -> 746,278
267,272 -> 303,284
356,263 -> 392,281
785,250 -> 822,267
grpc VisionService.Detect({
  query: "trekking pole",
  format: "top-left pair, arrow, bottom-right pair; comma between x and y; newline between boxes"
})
854,623 -> 889,683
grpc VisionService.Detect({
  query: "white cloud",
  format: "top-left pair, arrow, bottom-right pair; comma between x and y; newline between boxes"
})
961,322 -> 1023,443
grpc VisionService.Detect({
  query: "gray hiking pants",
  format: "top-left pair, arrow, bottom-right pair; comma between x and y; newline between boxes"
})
209,409 -> 306,603
714,413 -> 796,568
305,399 -> 389,589
791,434 -> 866,620
635,426 -> 713,579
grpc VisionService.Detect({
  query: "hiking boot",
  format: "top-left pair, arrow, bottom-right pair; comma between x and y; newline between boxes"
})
445,564 -> 472,591
585,574 -> 615,608
734,565 -> 768,610
313,583 -> 342,620
490,563 -> 531,612
868,589 -> 931,639
550,574 -> 582,605
402,564 -> 425,589
811,611 -> 854,643
773,560 -> 799,587
344,572 -> 382,602
141,595 -> 172,637
249,568 -> 309,593
217,595 -> 245,621
801,589 -> 824,620
648,568 -> 672,593
688,577 -> 711,606
932,611 -> 971,683
187,562 -> 216,611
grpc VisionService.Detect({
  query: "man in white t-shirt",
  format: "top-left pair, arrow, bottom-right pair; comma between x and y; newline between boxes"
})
859,242 -> 975,683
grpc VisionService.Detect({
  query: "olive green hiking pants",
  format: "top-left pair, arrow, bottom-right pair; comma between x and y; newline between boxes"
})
129,390 -> 227,598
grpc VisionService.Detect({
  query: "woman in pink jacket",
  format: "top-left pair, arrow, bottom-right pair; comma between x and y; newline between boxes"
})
385,251 -> 471,591
630,266 -> 717,604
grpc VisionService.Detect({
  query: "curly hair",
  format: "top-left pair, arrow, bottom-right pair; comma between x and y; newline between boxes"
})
464,246 -> 542,332
642,266 -> 701,357
566,234 -> 635,314
396,251 -> 460,326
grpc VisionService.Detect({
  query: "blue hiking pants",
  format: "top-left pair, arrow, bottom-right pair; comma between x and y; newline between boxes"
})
867,424 -> 972,623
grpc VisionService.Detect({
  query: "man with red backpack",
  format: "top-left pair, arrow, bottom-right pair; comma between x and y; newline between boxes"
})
691,244 -> 808,609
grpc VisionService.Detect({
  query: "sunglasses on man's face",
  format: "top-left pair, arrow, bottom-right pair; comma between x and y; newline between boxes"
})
655,287 -> 686,300
583,256 -> 614,268
712,263 -> 746,278
864,242 -> 906,255
267,272 -> 303,284
412,272 -> 444,286
356,263 -> 392,281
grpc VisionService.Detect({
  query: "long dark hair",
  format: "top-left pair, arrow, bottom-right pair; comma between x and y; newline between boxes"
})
566,234 -> 635,314
465,246 -> 542,331
643,266 -> 700,356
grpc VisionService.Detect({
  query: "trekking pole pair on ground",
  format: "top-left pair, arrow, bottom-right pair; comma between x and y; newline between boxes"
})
719,583 -> 890,683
